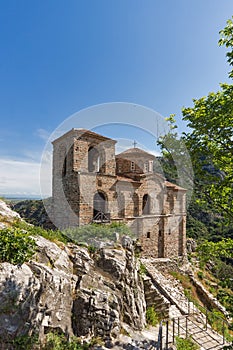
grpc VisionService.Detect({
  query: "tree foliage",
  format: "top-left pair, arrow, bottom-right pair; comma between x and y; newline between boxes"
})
197,238 -> 233,264
158,18 -> 233,242
219,16 -> 233,78
182,84 -> 233,219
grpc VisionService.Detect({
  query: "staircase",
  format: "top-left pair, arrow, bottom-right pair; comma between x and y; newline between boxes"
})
168,314 -> 227,350
141,258 -> 230,350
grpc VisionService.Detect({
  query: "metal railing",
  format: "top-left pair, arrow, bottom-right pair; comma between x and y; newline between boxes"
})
187,299 -> 228,344
92,211 -> 110,223
156,301 -> 229,350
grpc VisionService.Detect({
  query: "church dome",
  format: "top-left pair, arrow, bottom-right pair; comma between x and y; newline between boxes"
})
116,147 -> 155,159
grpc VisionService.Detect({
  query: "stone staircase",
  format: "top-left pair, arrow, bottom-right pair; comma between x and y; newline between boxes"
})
140,258 -> 195,315
141,258 -> 230,350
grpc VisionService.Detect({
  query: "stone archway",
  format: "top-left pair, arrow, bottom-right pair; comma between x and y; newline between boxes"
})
93,191 -> 107,219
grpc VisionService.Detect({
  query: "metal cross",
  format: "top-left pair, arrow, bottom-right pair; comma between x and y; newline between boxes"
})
133,140 -> 137,148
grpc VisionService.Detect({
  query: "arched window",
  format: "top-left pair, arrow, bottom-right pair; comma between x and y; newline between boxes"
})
93,191 -> 107,219
88,147 -> 100,172
142,194 -> 150,215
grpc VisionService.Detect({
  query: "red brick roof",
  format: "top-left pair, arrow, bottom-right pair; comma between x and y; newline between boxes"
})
116,147 -> 155,159
116,176 -> 141,183
165,181 -> 187,191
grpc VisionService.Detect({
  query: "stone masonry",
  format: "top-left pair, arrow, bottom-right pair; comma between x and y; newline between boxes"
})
52,128 -> 187,258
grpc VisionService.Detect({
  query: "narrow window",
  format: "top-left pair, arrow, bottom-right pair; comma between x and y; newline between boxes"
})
147,232 -> 151,238
159,230 -> 162,236
144,161 -> 149,173
142,194 -> 150,214
62,156 -> 67,177
131,161 -> 135,171
149,160 -> 153,172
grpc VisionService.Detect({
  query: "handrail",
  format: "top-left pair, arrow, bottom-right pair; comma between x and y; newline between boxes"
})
92,211 -> 110,223
187,299 -> 229,341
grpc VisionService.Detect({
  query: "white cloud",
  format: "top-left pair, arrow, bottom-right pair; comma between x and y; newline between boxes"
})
0,158 -> 52,197
0,140 -> 161,197
36,128 -> 51,141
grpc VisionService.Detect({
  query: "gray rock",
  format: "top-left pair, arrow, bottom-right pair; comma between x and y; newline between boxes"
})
0,235 -> 147,346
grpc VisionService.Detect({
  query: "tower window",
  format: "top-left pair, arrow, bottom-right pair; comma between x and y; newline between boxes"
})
147,232 -> 151,238
88,147 -> 100,172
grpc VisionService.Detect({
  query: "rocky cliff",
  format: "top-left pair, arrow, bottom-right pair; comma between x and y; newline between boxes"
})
0,233 -> 154,349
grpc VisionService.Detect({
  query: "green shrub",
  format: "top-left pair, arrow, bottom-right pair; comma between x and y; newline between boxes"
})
63,222 -> 134,244
0,227 -> 36,265
13,220 -> 69,244
146,306 -> 159,326
139,263 -> 148,275
176,336 -> 200,350
13,334 -> 39,349
43,332 -> 89,350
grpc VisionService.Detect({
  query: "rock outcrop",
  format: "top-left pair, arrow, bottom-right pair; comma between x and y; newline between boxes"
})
0,235 -> 149,348
0,199 -> 21,228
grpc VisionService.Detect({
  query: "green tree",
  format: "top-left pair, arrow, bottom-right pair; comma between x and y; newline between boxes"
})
158,17 -> 233,237
182,83 -> 233,219
219,16 -> 233,78
181,17 -> 233,219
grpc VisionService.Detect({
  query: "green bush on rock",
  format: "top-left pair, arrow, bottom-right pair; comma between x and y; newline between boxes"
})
0,227 -> 36,265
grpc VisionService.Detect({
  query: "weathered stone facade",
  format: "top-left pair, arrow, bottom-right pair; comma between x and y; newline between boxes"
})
52,128 -> 187,258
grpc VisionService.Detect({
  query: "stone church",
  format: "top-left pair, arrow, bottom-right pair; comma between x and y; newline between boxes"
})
52,128 -> 186,258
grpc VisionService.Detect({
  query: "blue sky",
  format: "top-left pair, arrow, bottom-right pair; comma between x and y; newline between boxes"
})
0,0 -> 232,196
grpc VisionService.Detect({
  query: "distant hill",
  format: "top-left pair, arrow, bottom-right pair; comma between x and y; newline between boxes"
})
11,198 -> 55,230
1,194 -> 43,201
